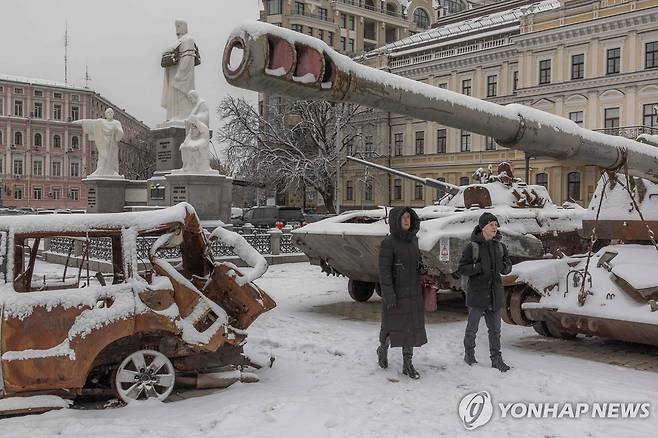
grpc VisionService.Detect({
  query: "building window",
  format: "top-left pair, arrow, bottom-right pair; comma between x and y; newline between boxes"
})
71,136 -> 80,149
0,130 -> 2,145
33,159 -> 43,176
52,161 -> 62,177
485,136 -> 497,151
539,59 -> 551,84
340,13 -> 347,28
14,99 -> 23,117
33,187 -> 42,200
643,103 -> 658,127
346,180 -> 353,201
318,29 -> 324,41
34,89 -> 43,97
53,104 -> 62,120
319,7 -> 328,21
266,0 -> 282,15
646,42 -> 658,69
394,133 -> 403,156
34,133 -> 42,147
13,158 -> 23,175
604,107 -> 620,133
71,106 -> 80,121
415,131 -> 424,155
436,129 -> 447,154
461,79 -> 472,96
567,172 -> 581,201
571,54 -> 584,80
459,176 -> 469,186
513,71 -> 518,91
14,131 -> 23,146
14,186 -> 23,200
438,83 -> 447,89
0,97 -> 3,116
33,102 -> 43,118
569,111 -> 584,127
364,135 -> 373,154
340,37 -> 346,51
606,48 -> 620,75
413,8 -> 430,29
348,38 -> 355,53
394,179 -> 402,200
328,32 -> 334,46
349,15 -> 355,31
52,187 -> 61,200
70,188 -> 80,201
364,182 -> 373,201
13,87 -> 23,95
307,27 -> 313,37
53,92 -> 62,99
292,24 -> 303,33
460,130 -> 471,152
294,1 -> 304,15
53,134 -> 62,148
0,158 -> 3,174
414,181 -> 423,200
486,75 -> 497,97
536,172 -> 548,189
70,161 -> 80,177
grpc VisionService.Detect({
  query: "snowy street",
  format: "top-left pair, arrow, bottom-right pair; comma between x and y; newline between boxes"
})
1,262 -> 656,438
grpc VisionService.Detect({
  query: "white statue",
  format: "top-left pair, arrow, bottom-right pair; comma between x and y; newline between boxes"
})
188,90 -> 209,132
175,114 -> 216,174
161,20 -> 200,125
75,108 -> 124,178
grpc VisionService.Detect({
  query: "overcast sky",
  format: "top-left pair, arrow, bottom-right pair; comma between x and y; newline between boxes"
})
1,0 -> 260,130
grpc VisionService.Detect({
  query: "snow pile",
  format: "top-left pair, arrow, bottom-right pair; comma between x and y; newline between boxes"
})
0,395 -> 71,412
209,225 -> 268,285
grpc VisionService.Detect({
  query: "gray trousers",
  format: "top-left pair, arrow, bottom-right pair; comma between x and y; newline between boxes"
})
463,307 -> 501,359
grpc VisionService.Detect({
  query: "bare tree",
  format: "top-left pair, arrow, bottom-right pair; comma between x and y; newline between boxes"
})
217,96 -> 373,213
118,131 -> 156,180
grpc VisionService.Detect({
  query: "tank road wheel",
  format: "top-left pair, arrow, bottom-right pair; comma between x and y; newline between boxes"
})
114,350 -> 176,403
501,286 -> 515,325
532,321 -> 578,340
348,280 -> 375,302
510,286 -> 540,327
532,321 -> 553,337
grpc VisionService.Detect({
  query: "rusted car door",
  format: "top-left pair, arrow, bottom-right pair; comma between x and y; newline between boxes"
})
0,235 -> 136,395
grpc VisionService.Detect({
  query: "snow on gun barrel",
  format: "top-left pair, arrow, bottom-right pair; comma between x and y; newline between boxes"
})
223,21 -> 658,182
0,203 -> 275,409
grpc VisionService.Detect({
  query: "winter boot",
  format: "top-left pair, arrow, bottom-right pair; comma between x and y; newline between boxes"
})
402,347 -> 420,379
376,342 -> 388,369
464,349 -> 478,366
491,355 -> 510,372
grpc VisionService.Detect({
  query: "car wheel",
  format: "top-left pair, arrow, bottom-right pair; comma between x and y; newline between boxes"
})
114,349 -> 176,403
348,280 -> 375,302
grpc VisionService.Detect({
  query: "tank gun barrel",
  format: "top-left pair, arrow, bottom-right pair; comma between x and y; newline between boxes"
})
223,22 -> 658,182
346,156 -> 460,195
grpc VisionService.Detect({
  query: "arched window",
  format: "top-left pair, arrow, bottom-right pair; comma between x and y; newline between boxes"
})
459,176 -> 470,186
53,135 -> 61,148
71,136 -> 79,149
536,172 -> 548,189
34,133 -> 42,147
413,8 -> 430,29
385,2 -> 397,16
14,131 -> 23,145
567,172 -> 581,201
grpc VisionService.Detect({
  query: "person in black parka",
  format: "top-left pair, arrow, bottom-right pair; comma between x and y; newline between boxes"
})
458,212 -> 513,372
377,207 -> 427,379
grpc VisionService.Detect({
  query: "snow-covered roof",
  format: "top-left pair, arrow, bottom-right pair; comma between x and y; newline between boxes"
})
0,74 -> 89,92
0,203 -> 197,235
371,0 -> 559,56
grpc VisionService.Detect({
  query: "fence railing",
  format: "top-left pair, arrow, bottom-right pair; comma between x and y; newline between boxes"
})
46,230 -> 301,264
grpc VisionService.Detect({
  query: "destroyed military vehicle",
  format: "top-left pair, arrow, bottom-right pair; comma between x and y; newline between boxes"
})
221,20 -> 658,346
0,203 -> 275,414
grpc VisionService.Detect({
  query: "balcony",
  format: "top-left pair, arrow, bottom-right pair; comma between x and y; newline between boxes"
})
594,126 -> 658,139
333,0 -> 407,22
389,36 -> 512,68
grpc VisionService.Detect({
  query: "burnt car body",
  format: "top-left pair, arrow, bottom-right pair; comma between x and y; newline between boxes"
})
0,202 -> 275,409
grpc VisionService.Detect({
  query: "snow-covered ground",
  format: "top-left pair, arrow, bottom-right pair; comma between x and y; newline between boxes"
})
2,262 -> 657,437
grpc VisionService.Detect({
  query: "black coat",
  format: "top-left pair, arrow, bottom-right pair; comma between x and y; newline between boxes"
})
378,207 -> 428,348
457,225 -> 512,309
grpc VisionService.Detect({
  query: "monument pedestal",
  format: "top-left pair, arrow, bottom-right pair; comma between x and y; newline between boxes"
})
151,126 -> 186,176
164,172 -> 232,222
83,178 -> 129,213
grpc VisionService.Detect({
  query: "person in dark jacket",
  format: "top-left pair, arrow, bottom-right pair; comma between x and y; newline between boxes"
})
458,212 -> 513,372
377,207 -> 427,379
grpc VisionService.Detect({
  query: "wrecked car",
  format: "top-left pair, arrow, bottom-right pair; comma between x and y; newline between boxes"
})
0,202 -> 275,412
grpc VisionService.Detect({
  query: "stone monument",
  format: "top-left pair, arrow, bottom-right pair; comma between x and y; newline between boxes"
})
76,108 -> 129,213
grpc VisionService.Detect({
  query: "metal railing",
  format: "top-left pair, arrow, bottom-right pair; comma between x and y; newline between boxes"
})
594,125 -> 658,139
389,36 -> 512,68
334,0 -> 405,19
290,10 -> 334,23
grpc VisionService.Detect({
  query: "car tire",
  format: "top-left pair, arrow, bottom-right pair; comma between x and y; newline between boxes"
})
348,280 -> 375,302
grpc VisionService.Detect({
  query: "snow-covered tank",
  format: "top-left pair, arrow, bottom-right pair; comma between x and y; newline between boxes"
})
221,21 -> 658,347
